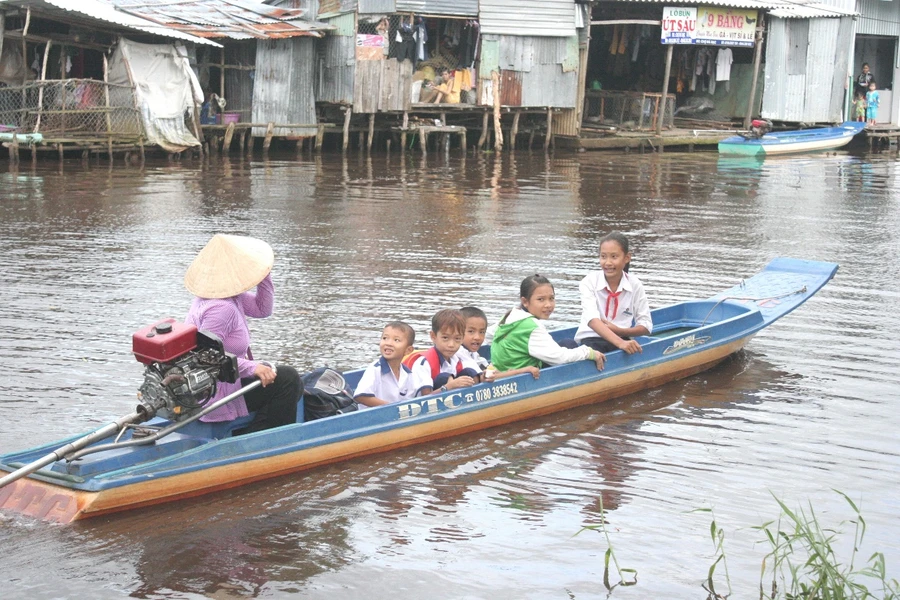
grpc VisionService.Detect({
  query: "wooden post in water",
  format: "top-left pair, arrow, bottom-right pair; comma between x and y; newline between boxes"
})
478,111 -> 489,150
544,108 -> 553,152
223,122 -> 235,152
342,107 -> 351,153
367,114 -> 375,153
263,122 -> 274,152
510,112 -> 520,151
492,71 -> 503,151
744,15 -> 766,129
315,123 -> 324,152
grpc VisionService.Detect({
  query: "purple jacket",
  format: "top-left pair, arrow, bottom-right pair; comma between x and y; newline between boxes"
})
185,274 -> 274,421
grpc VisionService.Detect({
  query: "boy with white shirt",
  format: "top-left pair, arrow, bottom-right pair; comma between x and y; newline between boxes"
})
354,321 -> 430,407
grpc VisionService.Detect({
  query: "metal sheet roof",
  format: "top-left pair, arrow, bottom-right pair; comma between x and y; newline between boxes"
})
104,0 -> 336,40
600,0 -> 856,18
0,0 -> 222,45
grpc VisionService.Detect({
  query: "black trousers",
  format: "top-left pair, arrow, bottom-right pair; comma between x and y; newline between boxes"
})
559,336 -> 623,353
235,365 -> 303,435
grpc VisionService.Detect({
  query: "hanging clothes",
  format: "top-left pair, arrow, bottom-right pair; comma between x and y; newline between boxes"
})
394,20 -> 416,64
609,25 -> 621,55
415,17 -> 428,63
716,47 -> 733,82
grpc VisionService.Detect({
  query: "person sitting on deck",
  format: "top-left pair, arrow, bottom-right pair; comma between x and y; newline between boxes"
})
489,275 -> 606,373
405,309 -> 479,395
570,232 -> 652,355
184,234 -> 302,435
430,68 -> 460,104
354,321 -> 430,406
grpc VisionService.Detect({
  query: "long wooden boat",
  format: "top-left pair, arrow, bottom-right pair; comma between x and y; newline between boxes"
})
718,121 -> 865,156
0,258 -> 837,523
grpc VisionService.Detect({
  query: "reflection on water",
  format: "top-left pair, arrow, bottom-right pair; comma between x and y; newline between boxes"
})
1,150 -> 898,599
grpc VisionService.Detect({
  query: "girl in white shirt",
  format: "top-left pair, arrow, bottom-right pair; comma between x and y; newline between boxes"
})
573,232 -> 652,355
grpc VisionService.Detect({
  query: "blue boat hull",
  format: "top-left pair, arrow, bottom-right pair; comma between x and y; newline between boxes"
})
0,258 -> 838,522
718,121 -> 865,156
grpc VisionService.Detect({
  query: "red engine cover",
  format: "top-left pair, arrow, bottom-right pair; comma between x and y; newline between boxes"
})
133,318 -> 198,364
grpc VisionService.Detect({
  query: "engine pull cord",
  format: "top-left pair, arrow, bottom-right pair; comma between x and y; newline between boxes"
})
700,285 -> 808,327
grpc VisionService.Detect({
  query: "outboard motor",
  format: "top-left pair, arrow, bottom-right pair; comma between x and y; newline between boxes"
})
748,119 -> 772,139
132,319 -> 238,421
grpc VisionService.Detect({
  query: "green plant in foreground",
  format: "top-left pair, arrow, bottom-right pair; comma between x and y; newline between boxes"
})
692,507 -> 733,599
577,496 -> 637,595
754,490 -> 900,600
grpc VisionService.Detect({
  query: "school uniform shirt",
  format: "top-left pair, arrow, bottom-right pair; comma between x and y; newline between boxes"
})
491,308 -> 594,371
574,271 -> 653,343
454,347 -> 489,372
410,350 -> 480,390
354,356 -> 428,405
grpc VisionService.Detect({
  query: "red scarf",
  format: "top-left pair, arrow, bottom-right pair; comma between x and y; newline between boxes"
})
605,289 -> 622,319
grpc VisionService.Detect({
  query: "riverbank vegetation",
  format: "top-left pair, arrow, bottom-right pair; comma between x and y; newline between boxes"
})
581,491 -> 899,599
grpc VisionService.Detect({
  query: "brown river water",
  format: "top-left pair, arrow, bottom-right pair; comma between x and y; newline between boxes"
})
0,149 -> 898,599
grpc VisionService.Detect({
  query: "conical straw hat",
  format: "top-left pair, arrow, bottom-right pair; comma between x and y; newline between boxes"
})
184,234 -> 274,299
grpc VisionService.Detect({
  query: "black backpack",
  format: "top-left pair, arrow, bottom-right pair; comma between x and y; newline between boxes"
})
301,367 -> 358,421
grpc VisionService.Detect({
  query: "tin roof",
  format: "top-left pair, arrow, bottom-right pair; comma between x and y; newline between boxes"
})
600,0 -> 856,18
104,0 -> 336,40
0,0 -> 222,45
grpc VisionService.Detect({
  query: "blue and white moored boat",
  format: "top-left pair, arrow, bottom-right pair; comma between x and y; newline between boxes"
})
0,258 -> 837,523
718,121 -> 865,156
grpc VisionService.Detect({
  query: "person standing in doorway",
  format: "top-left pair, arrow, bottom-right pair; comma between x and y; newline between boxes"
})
866,81 -> 880,126
856,63 -> 875,98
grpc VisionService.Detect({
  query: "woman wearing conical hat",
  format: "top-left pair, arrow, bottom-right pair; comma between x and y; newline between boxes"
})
184,234 -> 302,434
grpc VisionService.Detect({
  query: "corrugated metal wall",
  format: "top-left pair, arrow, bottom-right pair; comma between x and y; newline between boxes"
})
317,12 -> 356,104
395,0 -> 478,17
224,41 -> 255,121
762,16 -> 853,122
480,0 -> 576,37
484,35 -> 577,108
856,0 -> 900,37
252,37 -> 318,136
319,0 -> 358,17
358,0 -> 395,14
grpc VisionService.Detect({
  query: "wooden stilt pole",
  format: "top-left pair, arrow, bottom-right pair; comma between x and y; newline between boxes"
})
367,114 -> 375,153
657,44 -> 674,140
34,40 -> 51,134
263,122 -> 274,152
492,71 -> 503,151
744,15 -> 766,129
342,107 -> 351,153
510,112 -> 520,151
223,122 -> 235,152
478,111 -> 489,150
544,108 -> 553,152
315,124 -> 324,152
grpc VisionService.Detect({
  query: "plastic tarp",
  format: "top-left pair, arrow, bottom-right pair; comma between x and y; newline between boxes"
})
108,38 -> 203,152
0,40 -> 33,86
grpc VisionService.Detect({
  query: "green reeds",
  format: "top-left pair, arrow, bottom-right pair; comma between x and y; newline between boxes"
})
577,495 -> 638,594
754,490 -> 899,600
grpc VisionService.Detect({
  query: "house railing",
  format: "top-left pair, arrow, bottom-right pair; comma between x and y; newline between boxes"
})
584,90 -> 675,131
0,79 -> 143,141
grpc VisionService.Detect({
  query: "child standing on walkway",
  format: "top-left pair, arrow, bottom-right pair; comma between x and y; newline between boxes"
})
853,92 -> 867,123
573,232 -> 652,354
866,81 -> 880,125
